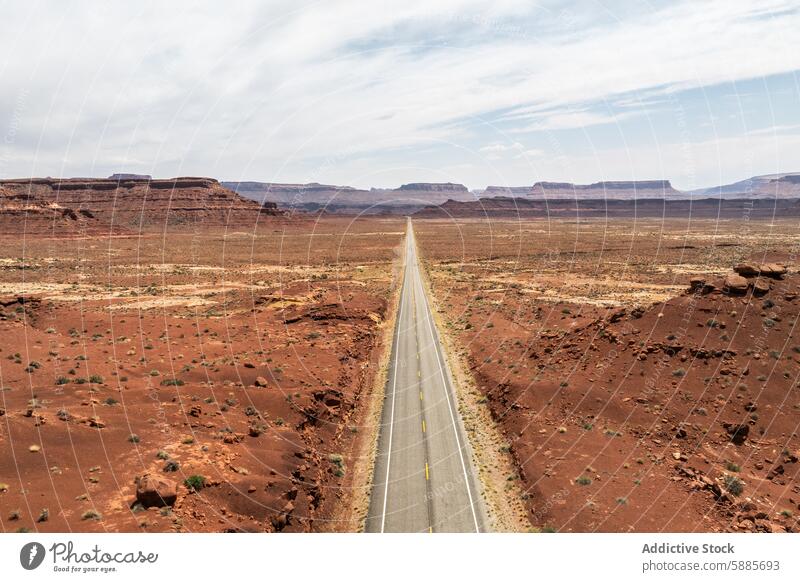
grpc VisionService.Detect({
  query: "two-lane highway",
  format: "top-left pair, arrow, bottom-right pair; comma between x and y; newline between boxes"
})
366,219 -> 487,533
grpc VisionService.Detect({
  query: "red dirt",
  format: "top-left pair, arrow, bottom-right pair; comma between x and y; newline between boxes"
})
0,217 -> 404,532
415,217 -> 800,532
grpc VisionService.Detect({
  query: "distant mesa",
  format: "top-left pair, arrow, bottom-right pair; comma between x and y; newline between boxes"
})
108,173 -> 152,181
0,176 -> 283,234
481,180 -> 683,200
687,172 -> 800,198
397,182 -> 468,193
415,195 -> 800,219
222,181 -> 475,214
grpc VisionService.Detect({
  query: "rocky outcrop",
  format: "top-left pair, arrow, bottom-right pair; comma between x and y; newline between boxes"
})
688,263 -> 790,298
723,273 -> 749,294
0,183 -> 100,233
0,177 -> 283,232
734,263 -> 788,279
134,474 -> 178,508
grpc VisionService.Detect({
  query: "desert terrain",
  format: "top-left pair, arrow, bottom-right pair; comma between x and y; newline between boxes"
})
0,211 -> 405,532
414,216 -> 800,532
2,174 -> 799,535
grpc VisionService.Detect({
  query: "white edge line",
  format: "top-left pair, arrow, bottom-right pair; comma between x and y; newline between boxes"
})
411,223 -> 482,533
380,230 -> 409,532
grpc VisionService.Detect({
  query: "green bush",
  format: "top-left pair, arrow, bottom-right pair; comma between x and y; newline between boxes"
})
184,475 -> 206,491
723,475 -> 744,496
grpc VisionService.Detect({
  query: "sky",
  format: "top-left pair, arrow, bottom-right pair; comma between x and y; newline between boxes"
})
1,0 -> 799,191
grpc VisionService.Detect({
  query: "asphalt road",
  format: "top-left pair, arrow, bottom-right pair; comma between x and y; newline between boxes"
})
366,219 -> 487,533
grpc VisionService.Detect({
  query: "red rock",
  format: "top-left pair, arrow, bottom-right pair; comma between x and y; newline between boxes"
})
760,263 -> 787,279
733,263 -> 759,277
135,474 -> 178,508
723,273 -> 749,294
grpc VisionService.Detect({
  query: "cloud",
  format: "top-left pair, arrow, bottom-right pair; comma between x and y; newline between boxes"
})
0,0 -> 799,185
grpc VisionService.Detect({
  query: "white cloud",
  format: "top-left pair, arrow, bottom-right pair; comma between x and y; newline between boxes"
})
0,0 -> 799,186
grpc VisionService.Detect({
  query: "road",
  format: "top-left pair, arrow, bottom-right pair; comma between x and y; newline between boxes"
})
366,219 -> 487,533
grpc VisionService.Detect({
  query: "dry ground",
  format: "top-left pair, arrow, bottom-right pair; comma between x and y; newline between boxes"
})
415,217 -> 800,533
0,217 -> 405,532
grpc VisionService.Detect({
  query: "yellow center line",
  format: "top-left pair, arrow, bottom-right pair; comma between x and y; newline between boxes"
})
425,462 -> 429,480
422,420 -> 426,433
419,391 -> 423,401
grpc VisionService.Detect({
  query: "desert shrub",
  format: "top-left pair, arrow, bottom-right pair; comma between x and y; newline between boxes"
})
81,509 -> 102,520
156,450 -> 169,460
184,475 -> 206,491
163,460 -> 180,472
88,374 -> 104,384
127,434 -> 140,443
672,368 -> 686,377
723,475 -> 744,496
575,475 -> 592,486
55,376 -> 70,385
328,453 -> 345,477
725,461 -> 741,473
161,378 -> 184,386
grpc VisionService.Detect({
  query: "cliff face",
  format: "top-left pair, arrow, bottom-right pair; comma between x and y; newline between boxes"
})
527,180 -> 684,199
0,183 -> 99,233
0,177 -> 283,233
415,196 -> 800,219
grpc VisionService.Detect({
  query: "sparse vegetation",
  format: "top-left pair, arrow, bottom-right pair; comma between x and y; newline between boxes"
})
723,475 -> 744,496
161,378 -> 184,386
184,475 -> 206,491
81,509 -> 102,520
